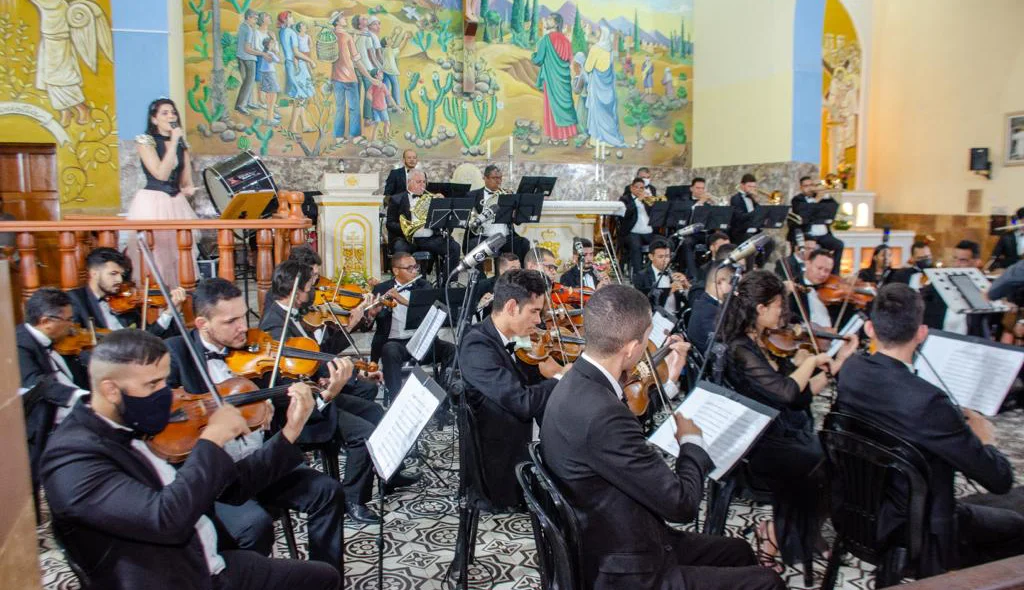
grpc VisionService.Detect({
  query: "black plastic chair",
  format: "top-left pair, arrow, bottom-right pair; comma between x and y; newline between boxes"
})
528,442 -> 584,583
52,520 -> 93,590
516,462 -> 580,590
269,507 -> 301,559
300,441 -> 342,483
450,393 -> 491,588
819,412 -> 931,589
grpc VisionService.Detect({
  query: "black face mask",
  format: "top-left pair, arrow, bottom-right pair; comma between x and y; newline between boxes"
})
916,257 -> 933,270
119,385 -> 174,436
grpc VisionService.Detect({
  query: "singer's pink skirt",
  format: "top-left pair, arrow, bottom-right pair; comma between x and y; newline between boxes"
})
125,188 -> 199,288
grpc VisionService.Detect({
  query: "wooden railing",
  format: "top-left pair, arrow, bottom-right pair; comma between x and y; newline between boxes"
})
0,191 -> 312,308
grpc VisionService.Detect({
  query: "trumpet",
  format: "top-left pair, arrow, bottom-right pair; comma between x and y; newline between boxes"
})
399,190 -> 442,241
739,185 -> 784,205
807,178 -> 845,194
468,187 -> 509,236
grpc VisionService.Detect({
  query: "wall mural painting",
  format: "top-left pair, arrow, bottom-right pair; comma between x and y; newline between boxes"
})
821,0 -> 861,189
0,0 -> 119,209
182,0 -> 693,165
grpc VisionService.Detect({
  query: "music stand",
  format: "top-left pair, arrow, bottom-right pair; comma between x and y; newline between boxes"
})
690,206 -> 732,232
427,182 -> 472,199
664,185 -> 692,201
648,200 -> 673,231
804,200 -> 840,226
425,198 -> 474,233
515,176 -> 557,197
752,205 -> 791,230
220,190 -> 277,323
923,268 -> 1012,316
490,193 -> 544,255
407,288 -> 467,331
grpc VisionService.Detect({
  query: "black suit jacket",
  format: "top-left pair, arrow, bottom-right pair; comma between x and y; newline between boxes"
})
789,194 -> 837,239
687,290 -> 720,355
632,265 -> 677,313
616,194 -> 653,241
383,167 -> 410,197
370,277 -> 430,361
990,232 -> 1021,270
728,192 -> 760,244
835,353 -> 1015,575
67,286 -> 172,338
558,266 -> 598,289
540,357 -> 714,589
385,191 -> 413,244
469,274 -> 497,320
40,402 -> 305,590
461,317 -> 557,508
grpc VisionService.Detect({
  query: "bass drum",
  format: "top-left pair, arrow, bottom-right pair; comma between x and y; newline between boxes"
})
202,151 -> 278,215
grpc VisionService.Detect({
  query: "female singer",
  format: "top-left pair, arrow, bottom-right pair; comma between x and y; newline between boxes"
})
721,270 -> 857,572
126,98 -> 198,288
857,243 -> 891,285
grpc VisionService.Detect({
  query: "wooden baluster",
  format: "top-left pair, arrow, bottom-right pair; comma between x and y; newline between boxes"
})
217,229 -> 236,282
177,229 -> 197,291
284,190 -> 308,247
96,230 -> 117,249
59,231 -> 78,291
256,228 -> 274,314
17,232 -> 39,304
75,231 -> 89,285
274,228 -> 287,266
137,230 -> 155,283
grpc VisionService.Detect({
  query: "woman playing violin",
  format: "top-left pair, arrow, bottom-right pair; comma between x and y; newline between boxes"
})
722,270 -> 858,573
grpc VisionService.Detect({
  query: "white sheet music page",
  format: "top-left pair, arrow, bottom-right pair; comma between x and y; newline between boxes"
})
913,330 -> 1024,417
648,384 -> 774,481
366,370 -> 442,481
649,309 -> 675,348
827,314 -> 865,358
407,303 -> 447,361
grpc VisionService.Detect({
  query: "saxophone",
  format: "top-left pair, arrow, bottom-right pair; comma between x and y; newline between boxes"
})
468,187 -> 508,236
400,191 -> 441,241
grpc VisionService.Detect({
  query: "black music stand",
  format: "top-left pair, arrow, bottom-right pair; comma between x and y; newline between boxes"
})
488,193 -> 544,255
803,200 -> 840,227
515,176 -> 557,197
752,205 -> 791,230
427,182 -> 472,199
690,206 -> 733,232
665,185 -> 691,201
407,288 -> 467,330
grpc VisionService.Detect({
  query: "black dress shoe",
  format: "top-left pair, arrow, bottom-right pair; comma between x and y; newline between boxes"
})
384,471 -> 422,494
346,502 -> 382,525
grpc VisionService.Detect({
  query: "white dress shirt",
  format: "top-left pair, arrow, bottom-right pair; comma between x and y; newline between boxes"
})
94,411 -> 226,576
388,279 -> 418,340
23,323 -> 89,423
1016,232 -> 1024,257
652,268 -> 678,312
198,335 -> 264,460
741,194 -> 755,213
631,197 -> 653,235
806,287 -> 832,328
801,195 -> 828,237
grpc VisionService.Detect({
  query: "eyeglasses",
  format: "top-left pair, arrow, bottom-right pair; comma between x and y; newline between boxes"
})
46,314 -> 74,323
395,264 -> 420,271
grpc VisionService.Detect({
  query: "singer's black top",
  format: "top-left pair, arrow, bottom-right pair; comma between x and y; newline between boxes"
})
137,133 -> 187,195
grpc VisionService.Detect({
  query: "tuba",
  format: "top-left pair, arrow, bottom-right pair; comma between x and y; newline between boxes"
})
400,191 -> 441,241
468,187 -> 508,236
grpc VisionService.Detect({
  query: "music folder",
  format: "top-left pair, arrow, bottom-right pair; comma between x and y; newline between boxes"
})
494,193 -> 545,225
648,381 -> 778,480
913,329 -> 1024,416
751,205 -> 791,229
426,182 -> 472,199
366,367 -> 446,481
689,206 -> 732,232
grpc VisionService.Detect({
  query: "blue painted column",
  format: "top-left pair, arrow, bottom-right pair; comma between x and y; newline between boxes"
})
791,0 -> 824,164
111,0 -> 171,138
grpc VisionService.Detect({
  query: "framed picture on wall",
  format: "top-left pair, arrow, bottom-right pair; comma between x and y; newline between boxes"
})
1005,111 -> 1024,166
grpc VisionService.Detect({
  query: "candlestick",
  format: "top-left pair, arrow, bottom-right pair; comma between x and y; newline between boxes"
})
509,134 -> 514,154
486,139 -> 491,160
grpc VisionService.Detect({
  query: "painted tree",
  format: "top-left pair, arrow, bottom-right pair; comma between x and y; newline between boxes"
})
571,7 -> 587,55
669,32 -> 676,57
481,0 -> 491,42
680,16 -> 687,57
510,0 -> 524,33
632,9 -> 640,52
617,31 -> 624,53
529,0 -> 539,43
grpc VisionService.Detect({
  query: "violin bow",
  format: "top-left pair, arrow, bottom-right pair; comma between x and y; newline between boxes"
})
136,233 -> 223,407
269,275 -> 303,389
324,299 -> 368,358
832,273 -> 858,331
141,276 -> 150,329
780,255 -> 824,357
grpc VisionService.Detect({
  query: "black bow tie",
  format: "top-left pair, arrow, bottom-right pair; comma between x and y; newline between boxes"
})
505,342 -> 517,355
205,350 -> 229,361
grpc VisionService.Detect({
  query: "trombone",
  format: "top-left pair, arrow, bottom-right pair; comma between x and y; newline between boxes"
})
738,185 -> 785,205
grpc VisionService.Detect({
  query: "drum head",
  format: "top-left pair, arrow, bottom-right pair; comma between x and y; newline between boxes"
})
202,151 -> 277,215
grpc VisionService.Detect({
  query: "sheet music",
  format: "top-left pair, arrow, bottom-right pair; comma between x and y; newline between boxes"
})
366,369 -> 445,480
827,314 -> 865,357
913,330 -> 1024,416
648,382 -> 776,480
649,308 -> 675,347
407,302 -> 448,361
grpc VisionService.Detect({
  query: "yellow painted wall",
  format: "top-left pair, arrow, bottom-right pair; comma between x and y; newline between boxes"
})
693,0 -> 795,168
0,0 -> 120,212
865,0 -> 1024,215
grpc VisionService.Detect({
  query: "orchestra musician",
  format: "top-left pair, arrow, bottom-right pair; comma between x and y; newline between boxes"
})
989,206 -> 1024,270
466,164 -> 531,261
857,243 -> 893,286
385,168 -> 461,284
787,248 -> 838,328
540,285 -> 785,590
383,148 -> 418,198
17,288 -> 90,490
790,176 -> 844,274
164,278 -> 350,566
888,241 -> 933,289
460,269 -> 567,510
619,177 -> 658,274
774,236 -> 818,281
524,246 -> 559,284
40,330 -> 341,590
835,283 -> 1024,577
692,232 -> 731,289
632,238 -> 690,315
68,247 -> 186,337
723,270 -> 858,572
675,176 -> 712,277
558,238 -> 608,289
729,173 -> 762,246
622,166 -> 658,198
686,261 -> 735,356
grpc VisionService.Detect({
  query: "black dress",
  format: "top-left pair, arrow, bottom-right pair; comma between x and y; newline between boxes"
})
726,336 -> 824,565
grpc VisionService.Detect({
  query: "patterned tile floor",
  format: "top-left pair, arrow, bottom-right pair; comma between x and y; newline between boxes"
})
35,396 -> 1024,590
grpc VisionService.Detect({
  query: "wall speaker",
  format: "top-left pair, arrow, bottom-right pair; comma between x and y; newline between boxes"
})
970,148 -> 989,171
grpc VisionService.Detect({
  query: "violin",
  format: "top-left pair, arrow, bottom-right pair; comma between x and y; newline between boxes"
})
816,275 -> 876,309
549,283 -> 593,307
105,281 -> 194,326
52,324 -> 112,356
225,328 -> 377,380
542,307 -> 585,330
515,327 -> 586,365
313,278 -> 394,309
760,326 -> 849,359
147,377 -> 320,463
622,341 -> 673,417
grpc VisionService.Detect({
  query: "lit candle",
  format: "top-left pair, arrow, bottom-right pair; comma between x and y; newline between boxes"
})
602,143 -> 608,160
486,139 -> 491,160
509,134 -> 514,154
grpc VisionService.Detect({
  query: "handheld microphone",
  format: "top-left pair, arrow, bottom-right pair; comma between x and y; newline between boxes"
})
170,121 -> 180,129
725,234 -> 771,266
573,240 -> 585,257
450,233 -> 506,278
674,222 -> 704,238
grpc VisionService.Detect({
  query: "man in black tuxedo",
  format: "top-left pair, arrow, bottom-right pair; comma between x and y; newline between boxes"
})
164,278 -> 353,564
687,262 -> 735,356
619,177 -> 658,274
773,236 -> 818,280
920,240 -> 991,336
469,252 -> 520,321
259,262 -> 418,522
989,207 -> 1024,270
540,285 -> 784,590
382,148 -> 417,197
789,248 -> 841,328
460,269 -> 567,510
68,247 -> 186,337
729,173 -> 761,245
524,246 -> 559,284
835,284 -> 1024,576
17,288 -> 90,490
558,238 -> 608,289
41,330 -> 340,590
632,238 -> 689,315
367,252 -> 456,400
674,176 -> 714,278
622,166 -> 658,199
385,168 -> 460,283
888,241 -> 932,289
465,164 -> 531,261
789,176 -> 844,274
692,232 -> 731,289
